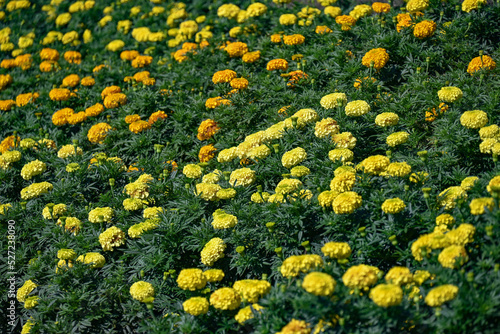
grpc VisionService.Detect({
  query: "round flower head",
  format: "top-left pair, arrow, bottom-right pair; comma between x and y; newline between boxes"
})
290,166 -> 310,177
201,237 -> 226,266
386,132 -> 409,147
487,175 -> 500,194
345,100 -> 370,117
385,162 -> 412,177
317,190 -> 339,208
314,118 -> 339,138
330,172 -> 356,193
328,148 -> 354,163
332,191 -> 362,214
357,155 -> 390,175
229,168 -> 256,187
195,183 -> 222,201
438,245 -> 468,269
460,110 -> 488,129
369,284 -> 403,307
183,297 -> 209,316
197,119 -> 220,141
479,124 -> 499,140
130,281 -> 154,303
467,55 -> 496,75
233,279 -> 271,303
385,267 -> 413,285
302,272 -> 336,296
87,123 -> 112,144
282,147 -> 307,169
210,287 -> 241,310
99,226 -> 126,251
425,284 -> 458,307
332,132 -> 356,150
203,269 -> 225,282
283,34 -> 305,46
17,280 -> 37,302
280,254 -> 324,278
325,6 -> 342,18
266,59 -> 288,71
372,2 -> 391,13
20,182 -> 53,200
225,42 -> 248,57
413,20 -> 436,39
469,197 -> 495,215
212,209 -> 238,229
362,48 -> 389,70
177,268 -> 207,291
342,264 -> 380,290
437,86 -> 463,103
21,160 -> 46,180
462,0 -> 487,12
242,51 -> 260,63
438,186 -> 467,209
406,0 -> 429,12
76,252 -> 105,268
381,198 -> 406,214
320,93 -> 347,109
88,207 -> 113,223
235,304 -> 263,325
212,69 -> 237,84
183,164 -> 202,179
321,242 -> 351,259
375,112 -> 399,127
446,223 -> 475,245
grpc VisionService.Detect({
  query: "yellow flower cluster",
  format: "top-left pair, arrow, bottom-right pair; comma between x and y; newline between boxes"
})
210,287 -> 241,310
381,198 -> 406,214
20,159 -> 46,180
20,181 -> 53,200
369,284 -> 403,307
362,48 -> 389,70
342,264 -> 380,290
99,226 -> 126,251
177,268 -> 207,291
425,284 -> 458,307
76,252 -> 105,268
467,55 -> 496,75
320,92 -> 347,109
88,207 -> 113,223
280,254 -> 323,278
212,209 -> 238,229
201,237 -> 226,266
345,100 -> 370,117
183,297 -> 209,316
130,281 -> 154,303
413,20 -> 436,39
229,167 -> 256,187
302,272 -> 336,296
233,279 -> 271,303
460,110 -> 488,129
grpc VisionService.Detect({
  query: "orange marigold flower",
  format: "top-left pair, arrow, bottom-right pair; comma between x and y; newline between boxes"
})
0,100 -> 15,111
16,92 -> 40,107
212,69 -> 237,84
1,59 -> 17,69
125,114 -> 141,124
103,93 -> 127,109
372,2 -> 391,13
14,54 -> 32,70
64,51 -> 82,64
335,15 -> 356,31
67,111 -> 87,125
0,74 -> 12,90
101,86 -> 122,99
62,74 -> 80,88
87,123 -> 112,144
467,55 -> 496,75
197,119 -> 220,141
129,120 -> 151,133
267,59 -> 288,71
40,48 -> 59,61
81,76 -> 95,86
0,135 -> 20,153
230,78 -> 249,89
120,50 -> 140,61
315,26 -> 333,34
242,51 -> 261,63
49,88 -> 71,101
283,70 -> 308,87
182,42 -> 198,51
85,103 -> 105,117
148,110 -> 168,125
199,144 -> 217,163
205,97 -> 231,109
362,48 -> 389,70
131,55 -> 153,68
270,34 -> 282,43
52,108 -> 74,126
225,42 -> 248,57
283,34 -> 305,46
39,61 -> 58,72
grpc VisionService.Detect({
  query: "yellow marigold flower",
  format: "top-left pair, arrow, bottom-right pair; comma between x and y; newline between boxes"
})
20,160 -> 46,180
235,304 -> 263,324
290,166 -> 310,177
0,150 -> 21,169
267,58 -> 288,71
128,120 -> 151,134
57,144 -> 82,158
120,50 -> 139,61
342,264 -> 380,290
328,148 -> 354,162
460,110 -> 488,129
381,198 -> 406,214
230,168 -> 256,187
487,175 -> 500,194
469,197 -> 495,215
479,124 -> 499,140
130,281 -> 154,303
369,284 -> 403,307
332,132 -> 356,149
0,99 -> 15,111
301,272 -> 336,297
217,187 -> 237,200
233,279 -> 271,303
57,248 -> 76,261
104,93 -> 127,109
324,6 -> 342,18
438,245 -> 468,269
345,100 -> 370,117
362,48 -> 389,70
225,41 -> 248,58
87,123 -> 112,144
438,186 -> 467,209
131,55 -> 152,68
21,318 -> 35,334
251,191 -> 271,203
212,69 -> 237,84
24,296 -> 39,309
177,268 -> 207,291
270,33 -> 282,43
40,48 -> 59,61
217,3 -> 240,19
447,223 -> 475,246
385,162 -> 412,177
60,217 -> 81,235
279,13 -> 297,25
0,135 -> 20,153
84,103 -> 104,118
330,172 -> 356,193
437,86 -> 463,103
212,209 -> 237,229
183,297 -> 209,316
0,74 -> 12,90
332,191 -> 362,214
462,0 -> 487,13
42,203 -> 66,220
17,280 -> 37,303
460,176 -> 479,191
99,226 -> 125,251
386,132 -> 409,147
467,55 -> 496,75
198,144 -> 217,163
283,34 -> 305,46
315,25 -> 332,34
195,183 -> 222,201
277,319 -> 311,334
21,182 -> 53,200
248,144 -> 271,161
320,92 -> 347,109
210,287 -> 241,310
16,92 -> 39,106
335,15 -> 356,30
88,207 -> 113,223
413,20 -> 436,39
375,112 -> 399,126
128,219 -> 159,238
123,198 -> 144,211
247,2 -> 267,17
79,76 -> 95,87
203,269 -> 225,282
282,147 -> 307,169
436,214 -> 455,227
148,110 -> 167,125
335,165 -> 357,176
275,178 -> 303,195
321,242 -> 351,259
385,267 -> 412,285
425,285 -> 458,307
63,50 -> 82,64
201,237 -> 226,266
143,207 -> 162,219
183,164 -> 202,179
372,2 -> 391,13
197,119 -> 220,141
125,115 -> 141,124
230,77 -> 249,89
406,0 -> 429,12
67,111 -> 87,125
242,50 -> 260,63
280,254 -> 323,278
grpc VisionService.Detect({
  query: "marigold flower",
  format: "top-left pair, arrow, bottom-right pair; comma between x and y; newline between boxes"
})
0,99 -> 15,111
85,103 -> 104,117
386,132 -> 409,147
332,191 -> 362,214
385,162 -> 412,178
242,50 -> 260,63
335,15 -> 356,31
467,55 -> 496,75
277,319 -> 311,334
229,167 -> 256,187
469,197 -> 495,215
282,147 -> 307,169
57,144 -> 82,158
437,86 -> 463,103
375,112 -> 399,126
197,119 -> 220,141
42,203 -> 66,219
321,242 -> 351,259
203,269 -> 225,282
324,6 -> 342,18
201,237 -> 226,266
267,58 -> 288,71
225,41 -> 248,58
64,50 -> 82,64
460,110 -> 488,129
381,198 -> 406,214
21,182 -> 53,200
332,132 -> 356,150
212,209 -> 238,229
233,279 -> 271,303
425,284 -> 458,307
438,245 -> 468,269
16,92 -> 39,106
183,164 -> 202,179
230,77 -> 249,89
369,284 -> 403,307
17,280 -> 37,303
183,297 -> 209,316
131,55 -> 152,68
280,254 -> 323,278
413,20 -> 436,39
385,267 -> 413,285
330,172 -> 356,193
21,160 -> 46,180
462,0 -> 487,12
283,34 -> 305,46
372,2 -> 391,13
195,183 -> 222,201
438,186 -> 467,210
177,268 -> 207,291
406,0 -> 429,12
328,148 -> 354,162
362,48 -> 389,70
320,92 -> 347,109
130,281 -> 154,303
104,93 -> 127,109
342,264 -> 380,290
212,69 -> 237,84
99,226 -> 125,251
